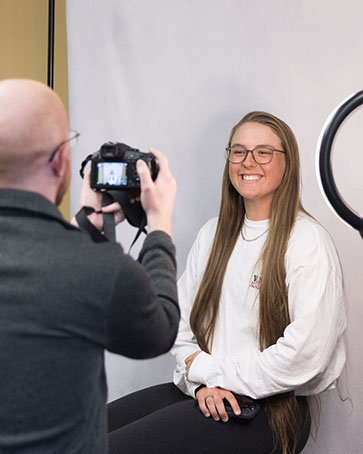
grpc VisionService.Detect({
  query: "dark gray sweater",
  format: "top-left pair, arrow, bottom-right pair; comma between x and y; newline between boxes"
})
0,189 -> 179,453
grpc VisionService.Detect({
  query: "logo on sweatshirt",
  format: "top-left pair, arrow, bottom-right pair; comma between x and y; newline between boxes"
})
249,274 -> 261,290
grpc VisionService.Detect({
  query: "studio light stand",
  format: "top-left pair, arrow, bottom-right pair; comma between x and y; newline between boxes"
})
47,0 -> 55,89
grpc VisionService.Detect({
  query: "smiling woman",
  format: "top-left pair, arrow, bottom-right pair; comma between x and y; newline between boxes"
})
227,121 -> 287,220
107,111 -> 346,454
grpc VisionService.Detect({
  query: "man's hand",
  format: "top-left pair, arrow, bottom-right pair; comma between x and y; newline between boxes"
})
71,170 -> 125,230
196,387 -> 241,423
136,149 -> 176,235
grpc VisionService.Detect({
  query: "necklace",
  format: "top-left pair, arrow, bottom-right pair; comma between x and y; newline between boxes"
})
241,227 -> 269,242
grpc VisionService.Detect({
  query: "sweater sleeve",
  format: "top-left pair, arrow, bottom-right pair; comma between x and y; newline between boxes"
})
171,220 -> 217,398
187,220 -> 346,398
171,259 -> 201,398
105,230 -> 180,359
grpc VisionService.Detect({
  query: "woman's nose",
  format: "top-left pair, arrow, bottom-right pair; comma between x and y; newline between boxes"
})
242,150 -> 256,167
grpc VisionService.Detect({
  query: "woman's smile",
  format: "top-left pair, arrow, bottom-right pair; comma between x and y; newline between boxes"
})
229,121 -> 286,219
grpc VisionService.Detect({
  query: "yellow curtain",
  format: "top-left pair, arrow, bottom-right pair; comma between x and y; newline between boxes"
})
0,0 -> 70,219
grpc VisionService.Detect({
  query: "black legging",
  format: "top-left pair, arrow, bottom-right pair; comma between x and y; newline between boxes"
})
107,383 -> 311,454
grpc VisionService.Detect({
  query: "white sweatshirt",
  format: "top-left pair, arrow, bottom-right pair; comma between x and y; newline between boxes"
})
172,212 -> 346,399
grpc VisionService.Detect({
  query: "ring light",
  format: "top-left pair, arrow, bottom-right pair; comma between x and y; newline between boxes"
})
316,90 -> 363,239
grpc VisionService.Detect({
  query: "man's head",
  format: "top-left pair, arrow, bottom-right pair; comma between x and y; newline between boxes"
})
0,79 -> 71,205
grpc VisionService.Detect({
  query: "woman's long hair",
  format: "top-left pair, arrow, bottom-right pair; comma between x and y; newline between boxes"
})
190,111 -> 309,454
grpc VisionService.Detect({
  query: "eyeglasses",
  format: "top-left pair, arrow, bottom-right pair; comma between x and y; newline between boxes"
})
226,145 -> 286,165
48,130 -> 80,162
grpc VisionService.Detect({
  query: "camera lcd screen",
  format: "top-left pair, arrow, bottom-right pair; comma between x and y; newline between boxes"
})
96,162 -> 128,186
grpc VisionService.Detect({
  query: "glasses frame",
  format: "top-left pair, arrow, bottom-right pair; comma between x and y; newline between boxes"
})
226,145 -> 286,165
48,130 -> 80,162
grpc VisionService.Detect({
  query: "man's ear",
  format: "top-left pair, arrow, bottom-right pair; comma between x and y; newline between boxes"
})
50,143 -> 70,177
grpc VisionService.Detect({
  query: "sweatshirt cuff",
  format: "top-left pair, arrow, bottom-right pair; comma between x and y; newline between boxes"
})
173,365 -> 201,398
188,351 -> 216,385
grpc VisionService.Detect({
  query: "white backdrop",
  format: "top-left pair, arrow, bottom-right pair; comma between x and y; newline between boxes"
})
66,1 -> 362,452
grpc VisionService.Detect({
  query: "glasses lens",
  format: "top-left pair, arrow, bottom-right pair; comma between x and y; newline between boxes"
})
228,146 -> 246,163
253,147 -> 273,164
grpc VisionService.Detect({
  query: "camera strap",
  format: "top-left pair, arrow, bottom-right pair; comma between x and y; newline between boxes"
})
75,190 -> 147,250
75,205 -> 108,243
104,190 -> 147,246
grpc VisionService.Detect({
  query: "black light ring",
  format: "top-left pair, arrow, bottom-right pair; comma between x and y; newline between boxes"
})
317,90 -> 363,238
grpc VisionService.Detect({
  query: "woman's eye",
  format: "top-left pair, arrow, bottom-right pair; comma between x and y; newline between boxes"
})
257,149 -> 272,156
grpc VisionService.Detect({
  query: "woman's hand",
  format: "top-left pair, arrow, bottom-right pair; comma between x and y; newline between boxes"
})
185,350 -> 201,380
196,387 -> 241,422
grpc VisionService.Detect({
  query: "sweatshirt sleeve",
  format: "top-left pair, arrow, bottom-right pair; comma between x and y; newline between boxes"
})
105,230 -> 180,359
171,219 -> 217,398
187,221 -> 346,398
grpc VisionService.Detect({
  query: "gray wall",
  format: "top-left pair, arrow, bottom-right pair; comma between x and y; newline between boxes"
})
66,1 -> 362,452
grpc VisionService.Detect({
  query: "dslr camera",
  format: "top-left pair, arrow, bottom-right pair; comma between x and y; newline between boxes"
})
86,142 -> 158,191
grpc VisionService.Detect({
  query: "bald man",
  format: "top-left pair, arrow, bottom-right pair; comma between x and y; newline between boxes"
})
0,79 -> 179,453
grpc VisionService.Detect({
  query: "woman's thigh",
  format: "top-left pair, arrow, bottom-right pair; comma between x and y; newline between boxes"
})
108,384 -> 310,454
108,398 -> 278,454
107,382 -> 190,432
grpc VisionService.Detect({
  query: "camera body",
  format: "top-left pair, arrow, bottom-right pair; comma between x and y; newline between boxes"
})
89,142 -> 158,191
